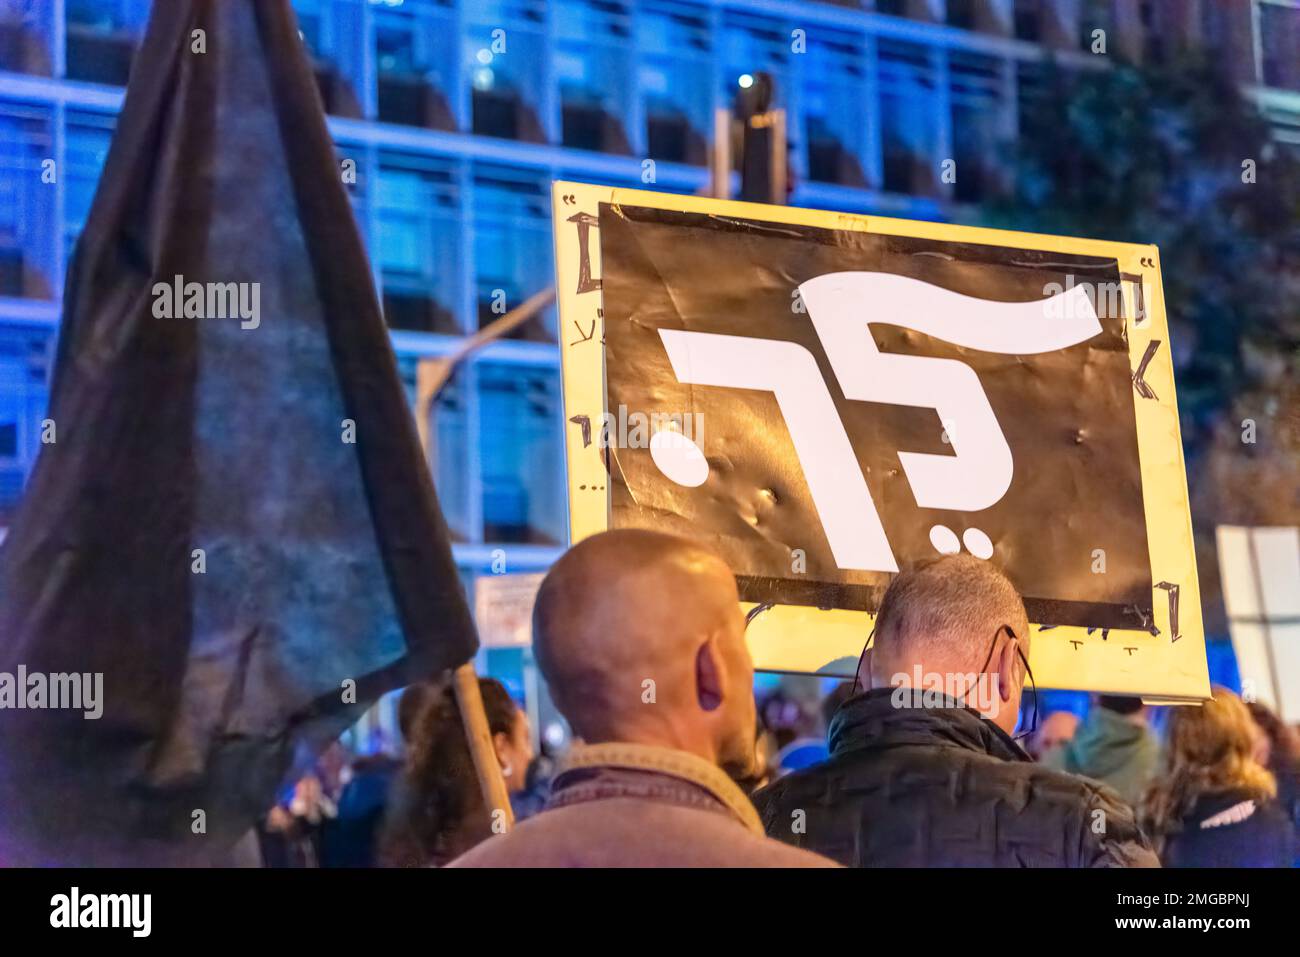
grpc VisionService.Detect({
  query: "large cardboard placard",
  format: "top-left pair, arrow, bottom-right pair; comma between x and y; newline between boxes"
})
553,181 -> 1208,701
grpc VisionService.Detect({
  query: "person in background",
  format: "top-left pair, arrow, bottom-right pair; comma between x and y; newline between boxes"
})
511,739 -> 561,821
770,681 -> 858,777
1026,709 -> 1080,762
1247,700 -> 1300,846
323,749 -> 401,867
1142,687 -> 1296,867
378,676 -> 532,867
1040,696 -> 1158,807
753,554 -> 1157,867
261,772 -> 337,868
320,682 -> 443,867
819,681 -> 855,732
451,529 -> 836,867
758,687 -> 829,778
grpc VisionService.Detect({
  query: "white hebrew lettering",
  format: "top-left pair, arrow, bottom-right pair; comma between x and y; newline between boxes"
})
657,330 -> 899,572
800,272 -> 1100,513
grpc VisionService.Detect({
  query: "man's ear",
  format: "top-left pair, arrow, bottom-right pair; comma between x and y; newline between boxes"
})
696,637 -> 725,712
858,647 -> 874,692
995,633 -> 1019,704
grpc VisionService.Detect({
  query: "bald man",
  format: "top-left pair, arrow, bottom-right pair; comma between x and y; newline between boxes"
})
753,555 -> 1158,867
451,529 -> 835,867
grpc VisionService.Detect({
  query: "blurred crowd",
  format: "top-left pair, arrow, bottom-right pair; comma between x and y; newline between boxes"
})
255,531 -> 1300,869
260,681 -> 1299,869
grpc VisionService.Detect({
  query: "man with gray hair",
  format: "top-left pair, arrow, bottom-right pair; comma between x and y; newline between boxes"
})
753,554 -> 1158,867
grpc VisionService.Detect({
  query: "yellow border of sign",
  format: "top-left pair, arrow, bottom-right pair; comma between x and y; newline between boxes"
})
553,180 -> 1209,703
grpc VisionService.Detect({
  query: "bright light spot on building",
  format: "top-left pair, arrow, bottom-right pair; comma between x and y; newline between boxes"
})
738,73 -> 754,89
472,67 -> 495,91
476,48 -> 493,65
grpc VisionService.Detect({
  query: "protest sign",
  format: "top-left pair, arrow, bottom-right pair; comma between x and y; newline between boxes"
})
554,182 -> 1207,700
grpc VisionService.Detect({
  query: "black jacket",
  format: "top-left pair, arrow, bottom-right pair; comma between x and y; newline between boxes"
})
753,688 -> 1159,867
1158,788 -> 1297,868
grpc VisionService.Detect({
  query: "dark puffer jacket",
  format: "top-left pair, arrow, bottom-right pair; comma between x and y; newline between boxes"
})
1157,788 -> 1297,868
753,688 -> 1159,867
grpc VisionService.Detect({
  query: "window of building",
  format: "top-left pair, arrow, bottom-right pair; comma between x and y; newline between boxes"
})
335,145 -> 372,258
949,51 -> 1003,203
0,331 -> 50,523
402,357 -> 475,542
477,363 -> 564,545
1015,58 -> 1049,140
63,110 -> 115,268
375,153 -> 463,334
0,0 -> 51,75
472,165 -> 552,339
64,0 -> 145,86
0,101 -> 55,299
1258,0 -> 1300,91
878,39 -> 936,195
638,1 -> 712,165
373,0 -> 458,129
465,0 -> 549,142
291,0 -> 364,117
555,0 -> 634,154
802,30 -> 868,187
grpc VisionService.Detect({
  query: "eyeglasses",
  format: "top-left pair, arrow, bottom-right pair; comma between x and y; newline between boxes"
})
848,625 -> 876,697
849,623 -> 1039,742
984,626 -> 1037,742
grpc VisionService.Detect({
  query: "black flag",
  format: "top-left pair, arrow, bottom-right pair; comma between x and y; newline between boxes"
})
0,0 -> 477,864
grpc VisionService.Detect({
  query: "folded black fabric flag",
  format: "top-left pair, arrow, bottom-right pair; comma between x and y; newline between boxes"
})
0,0 -> 477,865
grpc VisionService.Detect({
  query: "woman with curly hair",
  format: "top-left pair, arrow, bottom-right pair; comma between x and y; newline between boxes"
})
1142,687 -> 1296,867
1247,699 -> 1300,865
378,676 -> 532,867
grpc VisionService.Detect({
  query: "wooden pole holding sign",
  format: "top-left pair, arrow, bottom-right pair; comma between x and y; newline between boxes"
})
413,297 -> 560,835
414,286 -> 556,462
451,661 -> 515,831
